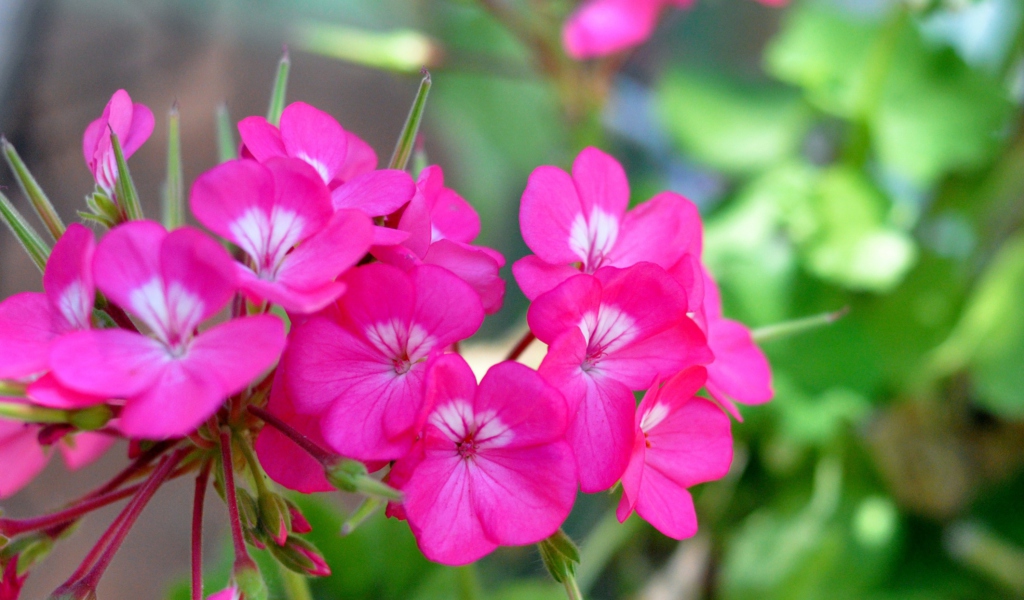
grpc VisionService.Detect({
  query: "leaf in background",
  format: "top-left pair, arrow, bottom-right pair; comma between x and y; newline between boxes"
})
657,70 -> 813,175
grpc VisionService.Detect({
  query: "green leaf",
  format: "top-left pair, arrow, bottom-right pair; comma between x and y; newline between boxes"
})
295,22 -> 439,74
267,49 -> 291,127
2,137 -> 65,240
216,103 -> 238,163
163,104 -> 184,229
658,70 -> 812,175
388,70 -> 432,171
0,188 -> 50,272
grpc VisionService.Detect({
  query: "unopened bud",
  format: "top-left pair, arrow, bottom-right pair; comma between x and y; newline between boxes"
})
68,405 -> 113,431
538,529 -> 580,584
233,561 -> 268,600
236,489 -> 259,531
257,493 -> 290,546
269,536 -> 331,578
326,459 -> 403,501
284,499 -> 312,534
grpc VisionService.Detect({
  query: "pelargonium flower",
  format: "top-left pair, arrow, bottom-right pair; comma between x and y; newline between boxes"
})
0,415 -> 114,498
563,0 -> 788,60
284,263 -> 484,462
700,270 -> 772,419
206,587 -> 240,600
529,263 -> 712,492
617,367 -> 733,539
238,101 -> 416,244
374,165 -> 506,314
390,355 -> 576,565
513,147 -> 701,300
82,89 -> 155,196
190,157 -> 373,314
50,221 -> 286,439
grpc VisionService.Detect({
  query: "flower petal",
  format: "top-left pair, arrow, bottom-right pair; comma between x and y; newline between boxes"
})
0,421 -> 49,498
422,240 -> 505,315
331,170 -> 416,217
237,116 -> 287,163
50,329 -> 169,397
280,102 -> 349,183
0,293 -> 57,379
512,255 -> 582,301
519,165 -> 585,264
609,192 -> 701,269
527,273 -> 602,345
43,224 -> 96,332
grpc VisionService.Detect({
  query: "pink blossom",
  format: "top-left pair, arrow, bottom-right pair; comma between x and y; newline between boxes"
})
513,147 -> 701,300
373,165 -> 506,314
190,157 -> 373,314
529,263 -> 712,492
50,221 -> 286,439
392,355 -> 576,565
82,89 -> 155,195
563,0 -> 787,60
206,587 -> 240,600
0,414 -> 115,498
617,367 -> 732,539
284,263 -> 484,462
701,270 -> 773,419
238,101 -> 416,243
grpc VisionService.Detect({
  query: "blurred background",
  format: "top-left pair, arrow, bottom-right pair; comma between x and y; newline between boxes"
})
3,0 -> 1024,598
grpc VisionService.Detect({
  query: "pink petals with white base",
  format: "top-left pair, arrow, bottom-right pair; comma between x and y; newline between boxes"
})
82,89 -> 155,196
394,355 -> 576,565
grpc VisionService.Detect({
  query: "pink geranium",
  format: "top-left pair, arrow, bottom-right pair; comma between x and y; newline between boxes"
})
513,147 -> 701,300
190,157 -> 373,314
374,165 -> 506,314
0,415 -> 114,498
617,367 -> 733,539
82,89 -> 155,195
50,221 -> 286,439
284,263 -> 484,462
563,0 -> 787,60
529,263 -> 712,492
238,101 -> 416,245
392,355 -> 576,565
206,587 -> 240,600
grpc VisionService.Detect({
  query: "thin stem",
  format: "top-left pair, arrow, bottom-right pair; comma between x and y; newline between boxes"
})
0,483 -> 141,537
505,330 -> 536,362
234,430 -> 270,497
91,441 -> 176,499
220,430 -> 255,569
192,460 -> 212,600
563,574 -> 585,600
751,307 -> 850,344
248,405 -> 337,467
279,563 -> 315,600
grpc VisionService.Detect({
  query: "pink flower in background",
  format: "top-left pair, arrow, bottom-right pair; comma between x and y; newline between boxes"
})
190,157 -> 373,314
0,416 -> 114,498
50,221 -> 286,439
284,263 -> 484,462
514,147 -> 701,300
701,270 -> 773,419
563,0 -> 787,59
393,355 -> 576,565
206,587 -> 240,600
617,367 -> 732,539
529,263 -> 712,492
374,165 -> 506,314
82,89 -> 155,195
238,101 -> 416,246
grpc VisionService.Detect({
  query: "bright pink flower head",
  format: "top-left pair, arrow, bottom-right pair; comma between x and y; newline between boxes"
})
617,367 -> 732,539
206,587 -> 240,600
284,263 -> 484,462
0,414 -> 114,498
701,270 -> 773,419
50,221 -> 286,439
190,158 -> 373,314
393,355 -> 576,565
0,224 -> 95,380
530,263 -> 712,492
82,89 -> 155,195
373,166 -> 506,314
514,147 -> 701,300
563,0 -> 785,59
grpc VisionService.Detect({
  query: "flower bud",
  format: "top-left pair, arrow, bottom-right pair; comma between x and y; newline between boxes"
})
233,561 -> 268,600
537,529 -> 580,584
257,492 -> 290,546
68,405 -> 113,431
268,536 -> 330,578
284,499 -> 312,534
236,489 -> 259,532
325,459 -> 403,501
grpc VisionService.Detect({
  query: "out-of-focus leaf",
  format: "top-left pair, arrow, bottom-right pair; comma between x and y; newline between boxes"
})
774,379 -> 871,449
657,70 -> 812,175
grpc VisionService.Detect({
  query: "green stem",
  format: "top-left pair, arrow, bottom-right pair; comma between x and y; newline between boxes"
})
388,70 -> 432,171
562,574 -> 584,600
278,563 -> 315,600
751,307 -> 850,344
455,563 -> 483,600
163,103 -> 184,229
2,137 -> 65,240
110,130 -> 144,221
340,497 -> 383,535
0,381 -> 26,398
0,401 -> 69,424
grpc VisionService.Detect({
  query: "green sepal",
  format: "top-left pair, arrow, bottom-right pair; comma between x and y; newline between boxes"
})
68,405 -> 114,431
0,189 -> 50,272
325,458 -> 403,501
266,49 -> 291,127
216,103 -> 238,163
109,130 -> 143,221
163,103 -> 184,229
2,137 -> 65,240
538,529 -> 581,584
388,70 -> 431,171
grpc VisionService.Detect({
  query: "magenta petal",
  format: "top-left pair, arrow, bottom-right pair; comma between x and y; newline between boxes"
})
423,240 -> 506,315
617,427 -> 646,522
571,147 -> 630,218
418,166 -> 481,243
276,209 -> 373,294
59,432 -> 116,470
123,103 -> 156,156
527,274 -> 602,345
635,467 -> 699,540
0,293 -> 57,379
118,359 -> 226,439
237,116 -> 288,163
159,227 -> 238,324
264,157 -> 334,234
706,318 -> 773,410
331,170 -> 416,217
189,159 -> 276,243
92,220 -> 167,313
396,193 -> 432,258
27,373 -> 106,409
409,265 -> 485,346
337,131 -> 378,182
402,455 -> 497,565
475,361 -> 569,447
337,263 -> 415,331
519,165 -> 586,264
372,226 -> 411,246
279,102 -> 349,183
187,315 -> 286,395
43,224 -> 96,332
600,320 -> 712,390
562,0 -> 664,59
239,271 -> 347,316
255,370 -> 333,493
50,329 -> 169,397
609,192 -> 701,269
512,255 -> 582,301
0,420 -> 49,498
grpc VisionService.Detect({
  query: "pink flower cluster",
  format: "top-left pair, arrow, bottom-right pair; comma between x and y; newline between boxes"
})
0,86 -> 771,581
563,0 -> 788,59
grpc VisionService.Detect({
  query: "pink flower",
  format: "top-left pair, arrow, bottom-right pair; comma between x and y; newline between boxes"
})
374,165 -> 506,314
392,355 -> 576,565
617,367 -> 733,539
513,147 -> 701,300
563,0 -> 786,59
529,263 -> 712,492
238,101 -> 416,244
284,263 -> 484,462
82,90 -> 155,195
0,415 -> 114,498
701,270 -> 773,419
206,587 -> 240,600
50,221 -> 286,439
190,158 -> 373,314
